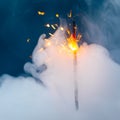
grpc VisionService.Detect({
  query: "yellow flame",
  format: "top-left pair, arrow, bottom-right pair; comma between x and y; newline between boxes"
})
67,35 -> 79,52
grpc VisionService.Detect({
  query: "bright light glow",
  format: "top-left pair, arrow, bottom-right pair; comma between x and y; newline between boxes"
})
60,27 -> 64,31
67,35 -> 79,52
45,39 -> 51,47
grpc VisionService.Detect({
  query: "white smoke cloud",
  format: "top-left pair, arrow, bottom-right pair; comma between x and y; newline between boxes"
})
0,23 -> 120,120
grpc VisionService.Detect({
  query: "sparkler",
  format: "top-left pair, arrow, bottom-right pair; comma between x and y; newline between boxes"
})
72,21 -> 79,110
66,21 -> 80,110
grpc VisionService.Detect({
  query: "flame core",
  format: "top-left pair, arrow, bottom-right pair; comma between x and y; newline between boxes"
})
67,35 -> 79,52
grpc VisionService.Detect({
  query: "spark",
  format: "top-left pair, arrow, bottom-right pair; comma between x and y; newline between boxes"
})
67,10 -> 72,18
51,25 -> 56,30
67,35 -> 79,52
54,24 -> 58,27
45,24 -> 50,28
66,29 -> 71,37
38,11 -> 45,15
77,34 -> 82,41
56,13 -> 59,18
27,38 -> 30,43
49,33 -> 54,37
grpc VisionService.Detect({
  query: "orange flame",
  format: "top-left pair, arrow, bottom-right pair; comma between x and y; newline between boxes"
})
67,35 -> 79,52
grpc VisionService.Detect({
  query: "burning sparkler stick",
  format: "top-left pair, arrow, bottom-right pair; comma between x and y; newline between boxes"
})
68,11 -> 79,110
66,20 -> 79,110
72,21 -> 79,110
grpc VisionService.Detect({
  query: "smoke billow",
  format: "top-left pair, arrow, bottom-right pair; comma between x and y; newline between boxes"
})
0,0 -> 120,120
0,26 -> 120,120
80,0 -> 120,63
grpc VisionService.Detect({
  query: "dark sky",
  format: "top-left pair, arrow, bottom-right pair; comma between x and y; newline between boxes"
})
1,0 -> 119,76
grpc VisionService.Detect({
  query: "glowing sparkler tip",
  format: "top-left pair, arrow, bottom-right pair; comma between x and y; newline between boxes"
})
68,42 -> 79,52
67,35 -> 79,52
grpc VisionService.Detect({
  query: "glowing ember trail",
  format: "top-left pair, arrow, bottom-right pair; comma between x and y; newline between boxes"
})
38,11 -> 45,15
67,21 -> 80,110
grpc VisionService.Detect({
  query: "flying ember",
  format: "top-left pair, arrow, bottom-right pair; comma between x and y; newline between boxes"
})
38,11 -> 45,15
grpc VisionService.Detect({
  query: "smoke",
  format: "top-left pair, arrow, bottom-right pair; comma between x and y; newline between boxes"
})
0,24 -> 120,119
0,0 -> 120,120
79,0 -> 120,63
